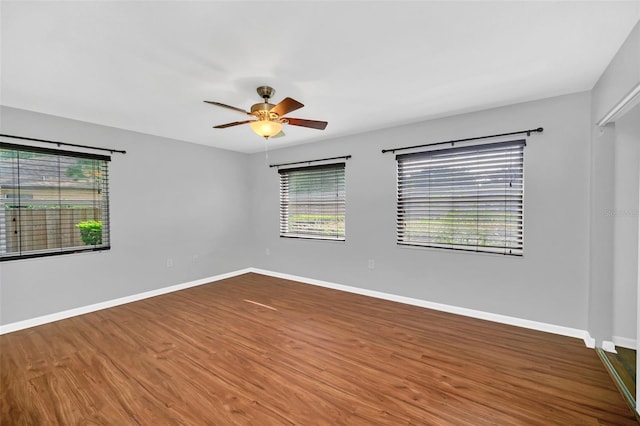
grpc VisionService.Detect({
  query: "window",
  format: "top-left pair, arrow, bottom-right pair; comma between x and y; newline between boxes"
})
396,140 -> 524,255
0,143 -> 111,261
279,163 -> 345,240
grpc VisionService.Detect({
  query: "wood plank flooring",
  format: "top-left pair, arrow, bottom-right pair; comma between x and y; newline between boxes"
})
1,273 -> 637,425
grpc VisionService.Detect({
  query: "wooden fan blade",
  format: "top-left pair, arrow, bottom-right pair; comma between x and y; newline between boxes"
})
285,118 -> 328,130
270,97 -> 304,117
213,120 -> 254,129
204,101 -> 251,115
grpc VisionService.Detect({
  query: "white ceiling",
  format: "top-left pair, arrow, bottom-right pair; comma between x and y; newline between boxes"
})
1,1 -> 639,153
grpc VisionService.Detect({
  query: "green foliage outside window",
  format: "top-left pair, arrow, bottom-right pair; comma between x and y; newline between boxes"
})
76,220 -> 103,245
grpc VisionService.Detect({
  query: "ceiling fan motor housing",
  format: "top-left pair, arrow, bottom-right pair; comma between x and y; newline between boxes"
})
251,102 -> 278,120
254,86 -> 278,119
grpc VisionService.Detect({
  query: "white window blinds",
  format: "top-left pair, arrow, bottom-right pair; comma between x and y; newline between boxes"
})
396,140 -> 525,255
279,163 -> 346,240
0,143 -> 111,260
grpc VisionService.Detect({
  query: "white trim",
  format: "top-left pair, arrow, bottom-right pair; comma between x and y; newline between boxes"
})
0,268 -> 253,335
249,268 -> 595,348
613,335 -> 637,350
602,340 -> 618,353
0,267 -> 596,349
597,82 -> 640,127
584,333 -> 596,349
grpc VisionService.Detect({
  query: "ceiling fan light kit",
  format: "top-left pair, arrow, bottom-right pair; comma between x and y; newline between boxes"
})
205,86 -> 327,140
249,119 -> 282,138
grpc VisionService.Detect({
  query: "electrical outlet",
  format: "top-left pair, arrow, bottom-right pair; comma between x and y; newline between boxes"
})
166,258 -> 173,268
265,248 -> 270,256
368,259 -> 375,269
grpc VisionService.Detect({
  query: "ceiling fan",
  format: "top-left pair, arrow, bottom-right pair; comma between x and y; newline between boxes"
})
204,86 -> 328,139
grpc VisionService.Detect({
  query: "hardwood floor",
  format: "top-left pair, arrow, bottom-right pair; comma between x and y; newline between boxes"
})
1,273 -> 636,425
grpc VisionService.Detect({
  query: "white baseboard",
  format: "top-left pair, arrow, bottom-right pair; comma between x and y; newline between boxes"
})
612,336 -> 637,350
0,267 -> 597,350
249,268 -> 595,348
584,334 -> 596,348
602,340 -> 618,353
0,268 -> 253,335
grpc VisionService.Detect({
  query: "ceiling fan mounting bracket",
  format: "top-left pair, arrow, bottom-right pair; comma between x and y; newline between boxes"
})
256,86 -> 275,101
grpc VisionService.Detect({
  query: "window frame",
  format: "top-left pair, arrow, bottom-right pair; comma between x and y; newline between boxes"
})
0,142 -> 111,261
395,140 -> 525,256
278,162 -> 346,241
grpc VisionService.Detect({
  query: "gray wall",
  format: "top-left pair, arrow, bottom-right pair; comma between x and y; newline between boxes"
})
590,20 -> 640,345
0,106 -> 251,324
249,92 -> 592,330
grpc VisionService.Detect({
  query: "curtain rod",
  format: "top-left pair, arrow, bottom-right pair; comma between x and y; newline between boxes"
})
381,127 -> 543,154
0,133 -> 127,154
269,155 -> 352,168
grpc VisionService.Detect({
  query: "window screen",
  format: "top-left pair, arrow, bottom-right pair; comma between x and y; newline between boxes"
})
279,163 -> 345,240
0,142 -> 111,261
396,140 -> 524,255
